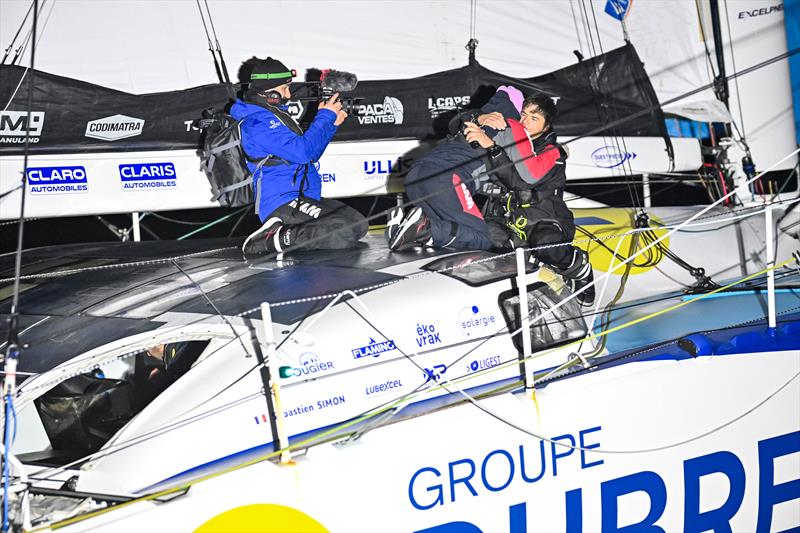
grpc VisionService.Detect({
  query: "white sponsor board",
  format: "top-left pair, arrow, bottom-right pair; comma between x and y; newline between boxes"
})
0,137 -> 701,219
84,114 -> 145,141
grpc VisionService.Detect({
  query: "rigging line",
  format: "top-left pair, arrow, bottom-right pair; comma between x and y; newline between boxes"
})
32,300 -> 357,483
8,0 -> 37,319
194,0 -> 223,84
0,184 -> 22,201
240,204 -> 795,316
0,246 -> 237,284
469,0 -> 477,42
170,260 -> 254,360
578,1 -> 597,60
568,0 -> 586,55
147,211 -> 242,227
202,0 -> 231,85
327,254 -> 800,454
3,190 -> 791,296
578,1 -> 637,208
585,1 -> 640,209
469,368 -> 800,455
722,0 -> 747,139
28,258 -> 800,512
0,1 -> 55,110
28,271 -> 786,481
588,0 -> 605,54
21,39 -> 788,268
176,209 -> 245,240
2,0 -> 37,527
1,1 -> 33,64
695,0 -> 719,81
11,0 -> 53,66
227,207 -> 251,238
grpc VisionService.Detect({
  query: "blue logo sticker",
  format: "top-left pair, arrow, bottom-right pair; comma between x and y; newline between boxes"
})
467,356 -> 501,374
352,337 -> 397,359
27,166 -> 88,194
119,162 -> 177,190
458,305 -> 497,339
590,146 -> 637,168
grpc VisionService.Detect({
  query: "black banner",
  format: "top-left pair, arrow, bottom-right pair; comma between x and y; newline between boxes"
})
0,43 -> 666,155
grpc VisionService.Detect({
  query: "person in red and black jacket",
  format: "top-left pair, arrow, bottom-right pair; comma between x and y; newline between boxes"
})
387,86 -> 523,252
464,93 -> 595,306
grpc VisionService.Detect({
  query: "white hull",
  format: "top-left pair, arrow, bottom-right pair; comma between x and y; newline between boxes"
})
55,348 -> 800,532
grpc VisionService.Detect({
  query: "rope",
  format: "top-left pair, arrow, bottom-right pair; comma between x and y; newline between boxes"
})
1,1 -> 33,64
176,209 -> 247,240
723,0 -> 747,138
28,255 -> 800,533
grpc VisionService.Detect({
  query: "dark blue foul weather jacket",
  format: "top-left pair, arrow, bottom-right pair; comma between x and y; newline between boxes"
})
229,99 -> 338,221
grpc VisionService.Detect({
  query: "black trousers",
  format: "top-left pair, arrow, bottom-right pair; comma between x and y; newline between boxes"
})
514,198 -> 576,269
269,197 -> 367,250
404,161 -> 492,249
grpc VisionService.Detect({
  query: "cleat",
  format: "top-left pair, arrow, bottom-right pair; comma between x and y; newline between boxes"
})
242,217 -> 285,256
389,207 -> 433,251
385,206 -> 404,243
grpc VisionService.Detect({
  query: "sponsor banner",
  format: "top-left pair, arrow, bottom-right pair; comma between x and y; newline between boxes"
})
590,145 -> 638,168
119,162 -> 177,190
356,96 -> 405,125
279,352 -> 335,379
352,338 -> 397,359
85,114 -> 144,141
27,165 -> 88,195
0,111 -> 45,143
427,95 -> 471,118
0,44 -> 666,156
458,305 -> 497,339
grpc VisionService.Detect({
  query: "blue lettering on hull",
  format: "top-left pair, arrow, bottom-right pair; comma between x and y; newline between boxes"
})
409,428 -> 800,533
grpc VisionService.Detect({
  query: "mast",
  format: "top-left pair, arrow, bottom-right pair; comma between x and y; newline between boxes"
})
708,0 -> 731,134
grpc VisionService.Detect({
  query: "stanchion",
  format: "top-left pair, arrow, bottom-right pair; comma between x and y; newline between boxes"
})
515,248 -> 534,389
260,303 -> 291,463
765,204 -> 776,331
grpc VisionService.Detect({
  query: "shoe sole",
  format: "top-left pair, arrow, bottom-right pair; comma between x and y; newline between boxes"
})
242,216 -> 282,255
385,207 -> 404,242
389,207 -> 425,251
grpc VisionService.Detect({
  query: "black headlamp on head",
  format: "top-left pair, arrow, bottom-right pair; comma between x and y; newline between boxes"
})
250,69 -> 297,85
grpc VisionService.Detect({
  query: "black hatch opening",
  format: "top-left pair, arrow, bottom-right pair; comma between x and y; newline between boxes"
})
21,340 -> 209,467
498,282 -> 588,354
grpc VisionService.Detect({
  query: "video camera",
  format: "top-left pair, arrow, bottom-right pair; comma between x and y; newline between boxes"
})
292,69 -> 362,115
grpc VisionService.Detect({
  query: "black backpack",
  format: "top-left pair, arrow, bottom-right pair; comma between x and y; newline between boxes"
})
196,104 -> 304,208
196,108 -> 262,207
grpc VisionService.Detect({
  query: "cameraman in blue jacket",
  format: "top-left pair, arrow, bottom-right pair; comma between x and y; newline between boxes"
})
233,57 -> 367,255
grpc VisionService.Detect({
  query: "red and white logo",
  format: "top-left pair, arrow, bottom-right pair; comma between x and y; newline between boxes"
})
452,174 -> 483,219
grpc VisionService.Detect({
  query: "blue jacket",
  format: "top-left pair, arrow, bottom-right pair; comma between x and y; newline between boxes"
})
229,99 -> 338,221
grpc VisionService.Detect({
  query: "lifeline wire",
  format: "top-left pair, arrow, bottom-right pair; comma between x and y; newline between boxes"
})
20,235 -> 800,495
233,44 -> 800,261
366,145 -> 800,436
4,45 -> 798,269
393,256 -> 800,455
2,0 -> 37,526
30,257 -> 800,533
19,256 -> 800,486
